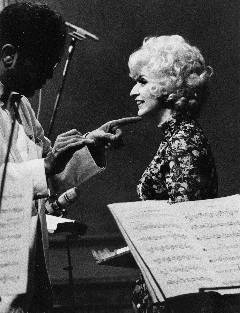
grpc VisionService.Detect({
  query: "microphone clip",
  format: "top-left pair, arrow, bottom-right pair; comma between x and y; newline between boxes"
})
68,31 -> 86,41
65,21 -> 99,41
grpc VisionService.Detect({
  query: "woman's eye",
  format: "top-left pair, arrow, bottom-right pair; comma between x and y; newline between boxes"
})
137,78 -> 147,85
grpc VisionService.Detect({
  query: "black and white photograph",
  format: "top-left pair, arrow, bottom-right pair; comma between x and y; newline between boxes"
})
0,0 -> 239,312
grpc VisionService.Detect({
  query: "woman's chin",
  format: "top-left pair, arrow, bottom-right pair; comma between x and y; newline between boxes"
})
137,109 -> 153,118
137,109 -> 146,117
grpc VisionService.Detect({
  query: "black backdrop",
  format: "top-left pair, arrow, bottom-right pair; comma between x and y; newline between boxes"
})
26,0 -> 240,235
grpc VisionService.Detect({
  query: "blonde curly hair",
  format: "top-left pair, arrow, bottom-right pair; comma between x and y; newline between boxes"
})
128,35 -> 213,118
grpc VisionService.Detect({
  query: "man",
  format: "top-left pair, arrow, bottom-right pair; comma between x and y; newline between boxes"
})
0,2 -> 140,312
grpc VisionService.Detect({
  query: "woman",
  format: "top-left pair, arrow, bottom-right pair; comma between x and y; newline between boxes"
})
129,35 -> 218,312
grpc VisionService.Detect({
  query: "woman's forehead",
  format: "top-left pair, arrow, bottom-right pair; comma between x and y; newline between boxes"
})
129,55 -> 161,78
129,62 -> 148,78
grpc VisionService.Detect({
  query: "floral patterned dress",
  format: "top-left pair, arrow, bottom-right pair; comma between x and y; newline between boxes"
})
133,116 -> 218,313
137,116 -> 218,202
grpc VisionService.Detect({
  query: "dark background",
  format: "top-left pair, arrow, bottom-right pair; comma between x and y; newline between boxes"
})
27,0 -> 240,235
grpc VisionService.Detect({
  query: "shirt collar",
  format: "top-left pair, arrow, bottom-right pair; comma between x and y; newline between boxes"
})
0,82 -> 5,106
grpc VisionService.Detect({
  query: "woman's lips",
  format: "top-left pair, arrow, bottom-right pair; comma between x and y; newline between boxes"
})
136,100 -> 144,106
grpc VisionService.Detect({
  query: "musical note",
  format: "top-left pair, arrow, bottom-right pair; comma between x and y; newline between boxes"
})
146,243 -> 192,253
167,276 -> 214,285
139,233 -> 188,241
0,274 -> 20,284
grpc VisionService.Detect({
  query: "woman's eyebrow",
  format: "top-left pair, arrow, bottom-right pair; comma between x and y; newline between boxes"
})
137,75 -> 148,82
136,75 -> 143,80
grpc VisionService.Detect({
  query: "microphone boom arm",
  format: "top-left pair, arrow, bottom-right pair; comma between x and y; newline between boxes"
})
47,22 -> 99,138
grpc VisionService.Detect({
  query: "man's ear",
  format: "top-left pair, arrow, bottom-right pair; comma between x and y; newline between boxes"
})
1,44 -> 18,68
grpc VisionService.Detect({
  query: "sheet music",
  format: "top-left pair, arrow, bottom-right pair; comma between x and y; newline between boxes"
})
108,200 -> 223,299
0,169 -> 32,295
46,215 -> 75,233
113,213 -> 161,302
175,194 -> 240,292
92,246 -> 130,263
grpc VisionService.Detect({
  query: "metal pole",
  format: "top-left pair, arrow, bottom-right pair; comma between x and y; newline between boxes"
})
63,234 -> 76,313
47,37 -> 77,138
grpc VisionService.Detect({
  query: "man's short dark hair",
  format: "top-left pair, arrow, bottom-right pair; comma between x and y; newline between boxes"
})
0,2 -> 67,64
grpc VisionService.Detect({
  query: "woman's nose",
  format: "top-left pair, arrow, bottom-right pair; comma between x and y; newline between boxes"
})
130,83 -> 140,96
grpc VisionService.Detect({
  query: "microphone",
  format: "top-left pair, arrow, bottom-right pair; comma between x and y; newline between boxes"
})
45,187 -> 78,217
65,21 -> 99,41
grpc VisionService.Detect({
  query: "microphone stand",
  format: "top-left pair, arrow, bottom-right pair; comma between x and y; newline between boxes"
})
54,222 -> 87,313
63,234 -> 77,313
47,36 -> 78,138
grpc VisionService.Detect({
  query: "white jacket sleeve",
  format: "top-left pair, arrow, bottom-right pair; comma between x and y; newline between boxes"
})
0,159 -> 48,199
49,146 -> 105,194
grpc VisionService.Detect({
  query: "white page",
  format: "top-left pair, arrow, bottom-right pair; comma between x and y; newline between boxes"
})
108,200 -> 221,299
0,168 -> 32,295
174,194 -> 240,293
46,215 -> 76,233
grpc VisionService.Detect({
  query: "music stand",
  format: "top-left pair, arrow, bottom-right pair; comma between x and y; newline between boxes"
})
52,221 -> 87,313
